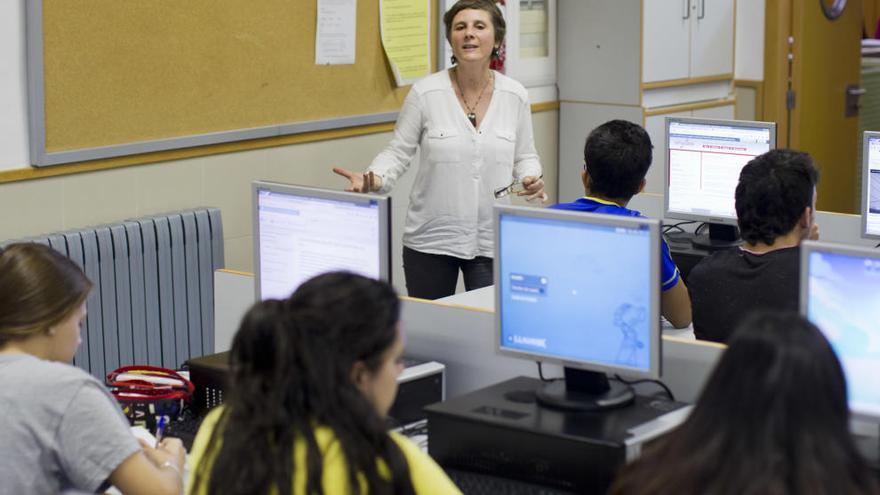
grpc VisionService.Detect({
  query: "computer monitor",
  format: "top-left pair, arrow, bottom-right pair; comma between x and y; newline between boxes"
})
665,117 -> 776,250
800,240 -> 880,421
252,181 -> 391,300
494,205 -> 661,411
861,131 -> 880,240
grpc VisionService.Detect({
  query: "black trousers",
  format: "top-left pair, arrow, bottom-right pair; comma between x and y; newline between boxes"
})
402,246 -> 493,300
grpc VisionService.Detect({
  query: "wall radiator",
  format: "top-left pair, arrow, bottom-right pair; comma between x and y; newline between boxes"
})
1,208 -> 224,379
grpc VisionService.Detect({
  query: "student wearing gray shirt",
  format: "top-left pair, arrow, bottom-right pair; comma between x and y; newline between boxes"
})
0,244 -> 185,495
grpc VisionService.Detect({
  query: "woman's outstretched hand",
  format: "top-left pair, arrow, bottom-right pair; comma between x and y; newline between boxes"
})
333,167 -> 378,193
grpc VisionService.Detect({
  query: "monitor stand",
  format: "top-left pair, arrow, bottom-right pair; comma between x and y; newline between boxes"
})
691,223 -> 742,251
535,367 -> 634,412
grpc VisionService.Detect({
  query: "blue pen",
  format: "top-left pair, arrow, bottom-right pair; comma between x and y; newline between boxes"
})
155,416 -> 166,448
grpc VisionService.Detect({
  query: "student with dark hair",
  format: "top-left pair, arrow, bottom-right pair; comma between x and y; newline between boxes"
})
550,120 -> 692,328
0,243 -> 185,495
610,312 -> 877,495
687,149 -> 820,342
188,272 -> 460,495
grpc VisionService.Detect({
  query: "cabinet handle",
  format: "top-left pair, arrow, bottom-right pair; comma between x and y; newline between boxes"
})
682,0 -> 691,19
698,0 -> 706,19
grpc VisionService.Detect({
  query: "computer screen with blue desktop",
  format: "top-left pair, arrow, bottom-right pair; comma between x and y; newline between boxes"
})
252,181 -> 391,301
861,131 -> 880,239
494,205 -> 661,411
665,117 -> 776,250
800,241 -> 880,419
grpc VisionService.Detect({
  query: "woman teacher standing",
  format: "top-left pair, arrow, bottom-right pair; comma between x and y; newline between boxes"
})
334,0 -> 544,300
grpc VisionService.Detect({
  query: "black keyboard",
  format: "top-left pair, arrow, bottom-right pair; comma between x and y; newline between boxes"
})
445,468 -> 577,495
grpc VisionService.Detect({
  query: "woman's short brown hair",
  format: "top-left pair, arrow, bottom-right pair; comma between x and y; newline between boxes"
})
443,0 -> 506,46
0,243 -> 92,346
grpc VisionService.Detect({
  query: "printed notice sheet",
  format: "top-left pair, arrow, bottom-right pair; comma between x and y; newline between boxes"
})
380,0 -> 431,86
316,0 -> 357,65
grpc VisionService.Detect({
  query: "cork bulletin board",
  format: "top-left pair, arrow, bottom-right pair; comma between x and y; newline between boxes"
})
27,0 -> 436,166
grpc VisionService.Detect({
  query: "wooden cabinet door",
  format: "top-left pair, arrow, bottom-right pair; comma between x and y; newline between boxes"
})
642,0 -> 691,83
690,0 -> 734,78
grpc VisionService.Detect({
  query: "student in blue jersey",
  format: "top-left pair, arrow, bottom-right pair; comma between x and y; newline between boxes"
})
550,120 -> 692,328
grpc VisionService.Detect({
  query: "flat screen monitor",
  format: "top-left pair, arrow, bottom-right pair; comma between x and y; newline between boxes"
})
494,205 -> 661,411
252,181 -> 391,301
861,131 -> 880,239
800,240 -> 880,421
665,117 -> 776,249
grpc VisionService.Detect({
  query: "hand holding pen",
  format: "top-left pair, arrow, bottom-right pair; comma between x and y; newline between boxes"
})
155,416 -> 167,449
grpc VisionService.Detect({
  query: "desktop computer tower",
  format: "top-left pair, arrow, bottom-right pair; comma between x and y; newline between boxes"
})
426,376 -> 689,493
186,352 -> 445,425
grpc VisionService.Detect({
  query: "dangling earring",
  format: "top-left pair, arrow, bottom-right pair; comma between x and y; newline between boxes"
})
491,47 -> 500,59
450,54 -> 457,65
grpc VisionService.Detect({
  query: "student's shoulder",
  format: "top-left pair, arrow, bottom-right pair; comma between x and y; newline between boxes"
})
689,248 -> 741,279
1,353 -> 97,386
389,431 -> 462,494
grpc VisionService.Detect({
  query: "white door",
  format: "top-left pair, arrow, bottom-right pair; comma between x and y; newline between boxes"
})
642,0 -> 691,83
690,0 -> 735,78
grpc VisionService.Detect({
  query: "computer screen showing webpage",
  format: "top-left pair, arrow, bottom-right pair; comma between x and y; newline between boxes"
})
667,121 -> 772,221
257,189 -> 381,300
497,213 -> 654,373
865,135 -> 880,237
804,247 -> 880,418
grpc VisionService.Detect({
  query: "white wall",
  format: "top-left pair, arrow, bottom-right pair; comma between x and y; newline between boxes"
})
0,0 -> 29,170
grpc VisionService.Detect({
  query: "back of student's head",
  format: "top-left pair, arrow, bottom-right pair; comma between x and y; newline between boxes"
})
610,312 -> 876,495
736,149 -> 819,245
194,271 -> 414,495
0,243 -> 92,347
583,120 -> 653,200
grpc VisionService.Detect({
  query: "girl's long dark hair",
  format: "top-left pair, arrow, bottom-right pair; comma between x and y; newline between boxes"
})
192,272 -> 415,495
611,312 -> 878,495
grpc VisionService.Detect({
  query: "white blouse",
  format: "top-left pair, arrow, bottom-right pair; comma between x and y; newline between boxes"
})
368,70 -> 542,260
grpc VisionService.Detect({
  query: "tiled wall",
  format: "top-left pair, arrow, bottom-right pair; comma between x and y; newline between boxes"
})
0,110 -> 558,295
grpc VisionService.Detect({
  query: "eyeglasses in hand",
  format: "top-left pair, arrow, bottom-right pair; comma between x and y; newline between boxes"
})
494,174 -> 543,199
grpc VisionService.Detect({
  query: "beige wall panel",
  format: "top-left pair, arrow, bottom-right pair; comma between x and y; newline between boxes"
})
224,236 -> 254,274
0,177 -> 64,240
61,167 -> 138,229
203,149 -> 270,240
134,157 -> 205,218
734,86 -> 758,121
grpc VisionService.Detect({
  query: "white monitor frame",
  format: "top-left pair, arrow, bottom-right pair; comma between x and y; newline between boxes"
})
800,240 -> 880,422
664,117 -> 777,226
252,181 -> 391,301
861,131 -> 880,240
493,204 -> 662,380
